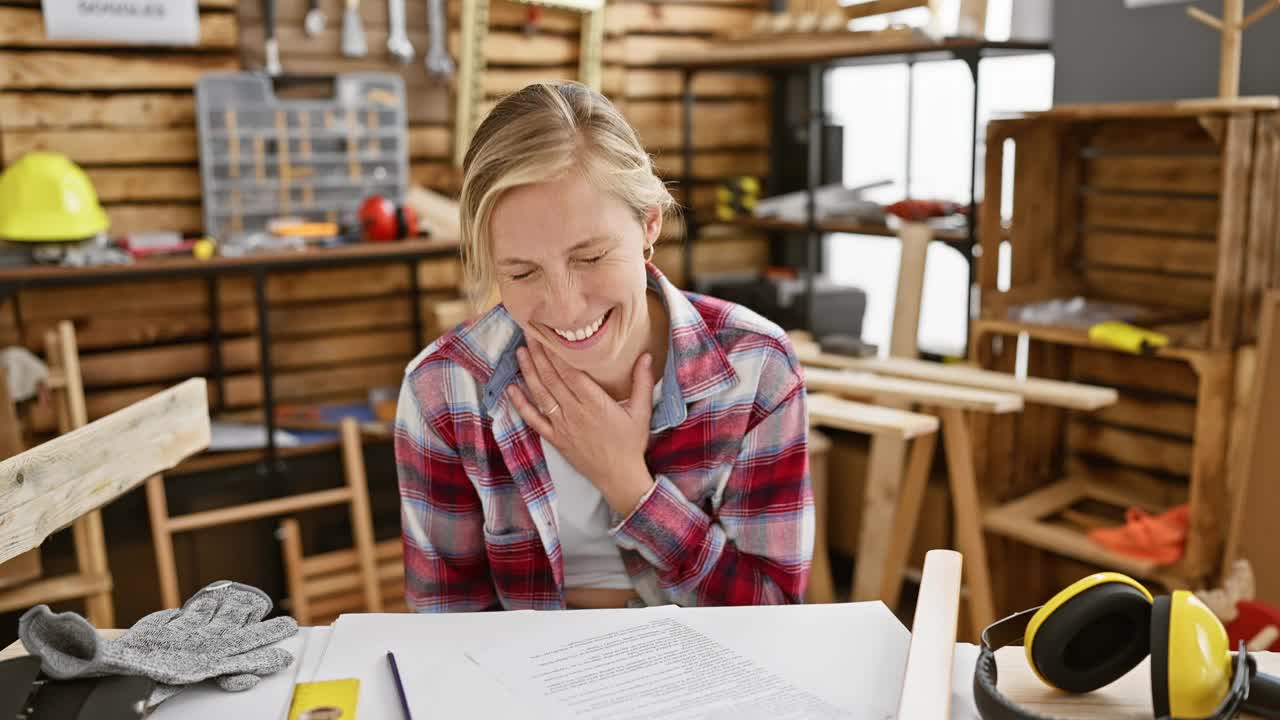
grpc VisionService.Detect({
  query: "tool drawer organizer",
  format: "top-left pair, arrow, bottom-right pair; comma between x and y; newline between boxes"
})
196,72 -> 409,239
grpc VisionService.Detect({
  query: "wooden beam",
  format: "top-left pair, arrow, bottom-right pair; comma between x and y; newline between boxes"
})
804,366 -> 1024,413
843,0 -> 929,20
0,379 -> 210,564
805,392 -> 939,439
799,353 -> 1118,411
1210,113 -> 1257,348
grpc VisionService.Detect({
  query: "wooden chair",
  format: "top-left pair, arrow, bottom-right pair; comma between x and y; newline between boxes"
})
0,321 -> 119,626
0,366 -> 41,591
278,519 -> 407,626
146,416 -> 382,610
0,379 -> 209,599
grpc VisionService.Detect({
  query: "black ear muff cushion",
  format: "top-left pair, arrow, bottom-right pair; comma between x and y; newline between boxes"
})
1151,595 -> 1172,719
1030,582 -> 1153,693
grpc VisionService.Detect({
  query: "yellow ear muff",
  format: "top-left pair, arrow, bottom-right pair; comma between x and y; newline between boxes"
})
1024,572 -> 1155,692
1151,591 -> 1234,719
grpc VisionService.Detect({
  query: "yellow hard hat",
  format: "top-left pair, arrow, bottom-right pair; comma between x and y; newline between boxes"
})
0,152 -> 109,242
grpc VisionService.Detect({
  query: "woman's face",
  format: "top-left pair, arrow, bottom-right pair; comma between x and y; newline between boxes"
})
489,170 -> 661,376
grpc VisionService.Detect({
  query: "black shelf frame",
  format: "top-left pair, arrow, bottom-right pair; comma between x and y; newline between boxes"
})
0,241 -> 455,479
669,38 -> 1052,347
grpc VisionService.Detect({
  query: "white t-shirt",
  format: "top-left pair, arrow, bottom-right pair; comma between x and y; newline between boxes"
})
543,380 -> 662,590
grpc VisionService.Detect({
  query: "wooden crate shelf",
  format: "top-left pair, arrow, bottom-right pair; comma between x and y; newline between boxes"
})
982,477 -> 1181,584
971,99 -> 1278,611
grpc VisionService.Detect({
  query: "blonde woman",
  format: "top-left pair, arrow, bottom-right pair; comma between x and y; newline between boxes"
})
394,82 -> 813,611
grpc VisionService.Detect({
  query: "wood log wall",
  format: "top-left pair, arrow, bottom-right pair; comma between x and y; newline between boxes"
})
0,0 -> 775,430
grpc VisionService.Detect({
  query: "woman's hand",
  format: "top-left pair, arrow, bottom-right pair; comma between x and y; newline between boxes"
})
507,339 -> 656,517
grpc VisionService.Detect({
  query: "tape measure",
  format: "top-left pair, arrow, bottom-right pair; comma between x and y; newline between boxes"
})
1088,321 -> 1170,355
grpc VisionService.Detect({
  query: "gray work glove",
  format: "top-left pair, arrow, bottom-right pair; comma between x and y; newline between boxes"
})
18,580 -> 298,704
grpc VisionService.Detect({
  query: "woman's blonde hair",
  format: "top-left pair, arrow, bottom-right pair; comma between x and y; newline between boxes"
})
458,81 -> 677,305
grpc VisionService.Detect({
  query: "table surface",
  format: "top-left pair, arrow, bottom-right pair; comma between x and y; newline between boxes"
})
5,630 -> 1278,718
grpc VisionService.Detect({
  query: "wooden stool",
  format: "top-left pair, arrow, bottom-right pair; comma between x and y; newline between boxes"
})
806,392 -> 939,605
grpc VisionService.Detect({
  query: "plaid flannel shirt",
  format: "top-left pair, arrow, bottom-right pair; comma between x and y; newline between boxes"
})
394,263 -> 813,611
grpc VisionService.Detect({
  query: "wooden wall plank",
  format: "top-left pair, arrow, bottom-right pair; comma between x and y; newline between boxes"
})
21,307 -> 257,352
408,126 -> 451,160
604,3 -> 757,34
3,128 -> 197,166
1068,420 -> 1193,476
418,257 -> 463,289
1067,456 -> 1190,509
0,6 -> 238,49
653,149 -> 769,180
0,51 -> 237,90
1086,119 -> 1218,152
1070,348 -> 1200,399
18,278 -> 254,319
607,35 -> 710,66
1082,267 -> 1215,312
272,329 -> 416,369
652,231 -> 768,279
1088,393 -> 1198,438
1082,193 -> 1220,236
106,204 -> 204,236
271,360 -> 406,401
269,297 -> 414,337
410,161 -> 463,194
0,92 -> 196,129
267,266 -> 412,302
627,99 -> 769,150
79,338 -> 259,387
242,0 -> 581,31
1084,155 -> 1221,195
1079,232 -> 1218,277
86,167 -> 203,203
614,69 -> 770,99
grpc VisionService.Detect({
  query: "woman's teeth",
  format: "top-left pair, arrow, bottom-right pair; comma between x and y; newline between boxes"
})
554,312 -> 606,342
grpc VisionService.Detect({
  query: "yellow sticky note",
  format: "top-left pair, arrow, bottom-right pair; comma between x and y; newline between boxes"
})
287,678 -> 360,720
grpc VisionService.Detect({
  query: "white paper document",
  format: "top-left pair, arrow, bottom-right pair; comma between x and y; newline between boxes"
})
312,603 -> 991,720
466,614 -> 853,719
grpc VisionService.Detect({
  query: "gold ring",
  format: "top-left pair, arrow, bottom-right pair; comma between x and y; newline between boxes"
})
542,403 -> 560,417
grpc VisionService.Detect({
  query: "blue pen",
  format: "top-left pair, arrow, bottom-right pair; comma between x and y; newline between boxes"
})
387,650 -> 414,720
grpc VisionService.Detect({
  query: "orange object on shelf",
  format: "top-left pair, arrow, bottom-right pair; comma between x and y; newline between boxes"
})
1088,504 -> 1191,566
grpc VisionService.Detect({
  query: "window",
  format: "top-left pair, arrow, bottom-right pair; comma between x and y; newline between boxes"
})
824,0 -> 1053,357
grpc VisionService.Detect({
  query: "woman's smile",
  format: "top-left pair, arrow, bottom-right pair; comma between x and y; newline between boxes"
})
544,307 -> 613,350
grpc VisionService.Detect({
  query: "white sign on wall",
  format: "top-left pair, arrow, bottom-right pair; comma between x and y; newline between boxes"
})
42,0 -> 200,46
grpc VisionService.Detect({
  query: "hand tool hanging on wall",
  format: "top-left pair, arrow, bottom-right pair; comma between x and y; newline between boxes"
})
304,0 -> 325,36
387,0 -> 414,62
263,0 -> 282,75
426,0 -> 456,79
341,0 -> 368,57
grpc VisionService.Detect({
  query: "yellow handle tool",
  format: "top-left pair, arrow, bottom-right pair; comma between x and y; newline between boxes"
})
1088,321 -> 1170,355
